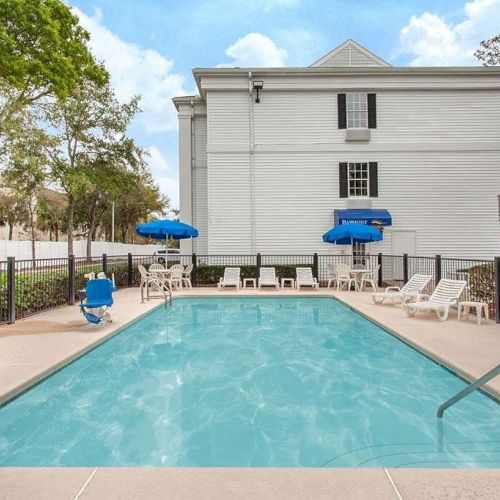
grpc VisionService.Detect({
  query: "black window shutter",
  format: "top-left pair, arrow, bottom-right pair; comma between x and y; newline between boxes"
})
339,162 -> 348,198
367,93 -> 376,129
369,162 -> 378,197
338,94 -> 346,129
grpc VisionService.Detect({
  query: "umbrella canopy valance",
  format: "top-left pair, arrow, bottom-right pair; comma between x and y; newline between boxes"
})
136,220 -> 198,240
322,223 -> 383,245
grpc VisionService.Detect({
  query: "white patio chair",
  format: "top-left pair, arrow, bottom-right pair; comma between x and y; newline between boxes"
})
138,265 -> 171,303
359,265 -> 380,292
258,267 -> 280,290
326,263 -> 337,289
335,263 -> 356,291
218,267 -> 241,290
404,278 -> 467,321
371,274 -> 432,306
296,267 -> 319,291
149,263 -> 165,271
166,265 -> 184,291
182,263 -> 193,288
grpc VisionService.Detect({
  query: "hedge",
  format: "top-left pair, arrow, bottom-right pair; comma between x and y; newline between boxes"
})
195,264 -> 311,286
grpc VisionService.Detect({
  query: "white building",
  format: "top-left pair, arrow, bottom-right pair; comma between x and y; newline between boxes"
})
173,39 -> 500,259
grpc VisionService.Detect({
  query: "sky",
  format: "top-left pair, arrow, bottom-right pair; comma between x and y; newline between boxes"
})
68,0 -> 500,210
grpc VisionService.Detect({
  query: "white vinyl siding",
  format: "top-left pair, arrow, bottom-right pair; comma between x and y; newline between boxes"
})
193,114 -> 208,254
182,74 -> 500,259
207,153 -> 252,254
207,92 -> 250,150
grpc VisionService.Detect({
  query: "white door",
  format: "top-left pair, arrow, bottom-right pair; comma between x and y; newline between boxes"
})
392,231 -> 416,281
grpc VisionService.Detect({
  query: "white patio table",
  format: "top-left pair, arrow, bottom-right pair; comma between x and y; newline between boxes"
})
149,268 -> 172,283
349,268 -> 371,291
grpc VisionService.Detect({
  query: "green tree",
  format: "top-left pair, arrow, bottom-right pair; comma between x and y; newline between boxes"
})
74,154 -> 146,258
112,172 -> 168,243
0,183 -> 27,240
43,78 -> 142,256
0,0 -> 107,102
2,124 -> 50,259
36,189 -> 67,241
475,35 -> 500,66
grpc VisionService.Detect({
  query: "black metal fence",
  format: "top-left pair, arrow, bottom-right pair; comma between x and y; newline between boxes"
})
0,253 -> 499,325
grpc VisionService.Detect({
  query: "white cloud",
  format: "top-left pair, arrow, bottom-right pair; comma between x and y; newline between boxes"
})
145,146 -> 179,209
221,33 -> 287,67
73,6 -> 190,132
399,0 -> 500,65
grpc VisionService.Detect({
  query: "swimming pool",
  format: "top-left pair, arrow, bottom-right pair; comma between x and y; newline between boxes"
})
0,296 -> 499,467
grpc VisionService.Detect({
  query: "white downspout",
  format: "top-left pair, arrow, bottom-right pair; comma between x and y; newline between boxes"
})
248,71 -> 256,254
190,99 -> 196,253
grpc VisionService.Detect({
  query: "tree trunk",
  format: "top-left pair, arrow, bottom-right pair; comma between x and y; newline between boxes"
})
55,222 -> 59,242
8,223 -> 13,240
67,194 -> 75,257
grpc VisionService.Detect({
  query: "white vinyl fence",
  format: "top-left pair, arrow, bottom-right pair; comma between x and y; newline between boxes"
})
0,240 -> 159,260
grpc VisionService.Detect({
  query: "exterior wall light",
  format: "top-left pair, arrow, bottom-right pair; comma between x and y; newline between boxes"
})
253,80 -> 264,103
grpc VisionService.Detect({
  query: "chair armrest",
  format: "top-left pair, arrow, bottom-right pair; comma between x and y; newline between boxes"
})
385,286 -> 400,292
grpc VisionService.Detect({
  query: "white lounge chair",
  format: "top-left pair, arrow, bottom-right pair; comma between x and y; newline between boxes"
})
371,274 -> 432,305
359,265 -> 380,292
218,267 -> 241,290
258,267 -> 280,290
404,278 -> 467,321
296,267 -> 319,291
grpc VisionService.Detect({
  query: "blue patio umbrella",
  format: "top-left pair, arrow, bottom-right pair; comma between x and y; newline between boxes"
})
322,223 -> 383,245
136,219 -> 198,240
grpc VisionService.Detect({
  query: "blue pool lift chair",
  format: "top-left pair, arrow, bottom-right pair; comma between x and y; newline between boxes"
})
80,278 -> 114,325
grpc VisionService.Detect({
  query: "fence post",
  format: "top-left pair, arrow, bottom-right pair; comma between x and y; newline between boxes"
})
127,253 -> 133,287
7,257 -> 15,324
68,254 -> 75,305
403,253 -> 409,284
256,253 -> 261,280
102,253 -> 107,274
435,254 -> 442,284
192,253 -> 197,287
495,257 -> 500,324
377,253 -> 383,287
313,253 -> 319,281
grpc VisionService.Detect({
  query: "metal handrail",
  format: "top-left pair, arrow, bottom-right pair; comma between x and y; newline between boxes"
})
437,363 -> 500,418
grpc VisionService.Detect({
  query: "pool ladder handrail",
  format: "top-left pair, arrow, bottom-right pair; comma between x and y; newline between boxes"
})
437,363 -> 500,418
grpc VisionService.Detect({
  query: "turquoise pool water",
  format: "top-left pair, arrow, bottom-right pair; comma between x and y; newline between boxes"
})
0,297 -> 499,467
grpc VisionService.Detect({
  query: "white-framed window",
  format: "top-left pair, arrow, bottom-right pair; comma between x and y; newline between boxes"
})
347,93 -> 368,129
348,162 -> 369,197
352,242 -> 367,267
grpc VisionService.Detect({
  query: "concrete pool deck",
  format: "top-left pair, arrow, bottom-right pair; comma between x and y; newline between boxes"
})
0,286 -> 499,499
1,467 -> 500,499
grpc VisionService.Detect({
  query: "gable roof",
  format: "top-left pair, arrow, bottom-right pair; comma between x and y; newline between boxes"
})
310,39 -> 391,68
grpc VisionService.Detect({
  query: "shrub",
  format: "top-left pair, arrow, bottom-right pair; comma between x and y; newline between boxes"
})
468,263 -> 495,317
195,264 -> 311,286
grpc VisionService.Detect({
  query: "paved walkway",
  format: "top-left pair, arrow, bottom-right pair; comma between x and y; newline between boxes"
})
1,286 -> 499,499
